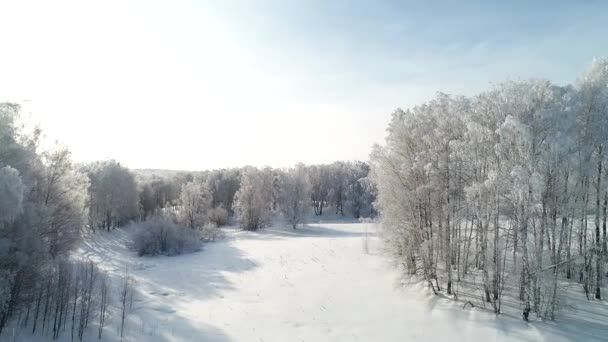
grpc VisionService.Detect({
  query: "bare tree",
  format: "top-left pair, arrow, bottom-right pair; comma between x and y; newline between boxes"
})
119,267 -> 135,341
98,275 -> 110,339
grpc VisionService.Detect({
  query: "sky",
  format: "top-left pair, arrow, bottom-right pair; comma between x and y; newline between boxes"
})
0,0 -> 607,170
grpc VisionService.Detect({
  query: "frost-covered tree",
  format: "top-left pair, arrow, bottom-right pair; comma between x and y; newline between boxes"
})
576,57 -> 608,300
178,179 -> 212,229
206,168 -> 241,213
327,162 -> 347,215
0,166 -> 24,223
306,162 -> 375,218
308,165 -> 330,215
0,166 -> 25,326
234,167 -> 272,231
33,148 -> 89,256
135,171 -> 192,217
280,164 -> 311,229
343,162 -> 376,218
85,160 -> 139,231
139,183 -> 156,219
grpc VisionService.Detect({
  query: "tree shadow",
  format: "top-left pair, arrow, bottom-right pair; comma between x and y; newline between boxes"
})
140,242 -> 256,289
120,307 -> 234,342
305,216 -> 361,224
72,229 -> 260,341
424,283 -> 608,342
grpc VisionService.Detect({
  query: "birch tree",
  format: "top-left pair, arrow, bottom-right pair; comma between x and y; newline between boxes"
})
280,164 -> 311,229
234,167 -> 272,231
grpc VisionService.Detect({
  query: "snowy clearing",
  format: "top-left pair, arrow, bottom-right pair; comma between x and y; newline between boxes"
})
6,222 -> 608,342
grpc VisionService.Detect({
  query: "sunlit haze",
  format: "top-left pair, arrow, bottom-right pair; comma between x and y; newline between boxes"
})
1,0 -> 606,170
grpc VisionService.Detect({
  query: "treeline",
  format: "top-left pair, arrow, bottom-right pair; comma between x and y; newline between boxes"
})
132,161 -> 376,232
0,102 -> 376,337
371,57 -> 608,320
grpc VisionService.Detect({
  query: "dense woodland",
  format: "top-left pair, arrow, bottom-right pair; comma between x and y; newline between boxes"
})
371,57 -> 608,320
0,104 -> 375,339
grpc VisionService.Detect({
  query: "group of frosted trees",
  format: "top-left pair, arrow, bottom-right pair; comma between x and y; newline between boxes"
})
232,162 -> 376,231
307,162 -> 376,218
0,103 -> 127,339
85,161 -> 375,237
372,57 -> 608,320
85,161 -> 140,231
135,162 -> 376,232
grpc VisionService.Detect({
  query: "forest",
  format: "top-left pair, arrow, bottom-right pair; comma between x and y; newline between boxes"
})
371,57 -> 608,320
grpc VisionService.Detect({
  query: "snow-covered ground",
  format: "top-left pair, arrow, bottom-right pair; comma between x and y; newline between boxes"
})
7,222 -> 608,341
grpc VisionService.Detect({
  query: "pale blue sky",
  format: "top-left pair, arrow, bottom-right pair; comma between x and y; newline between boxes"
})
0,1 -> 606,170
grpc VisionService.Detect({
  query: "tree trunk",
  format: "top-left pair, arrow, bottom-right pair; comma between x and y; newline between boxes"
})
595,146 -> 602,299
446,147 -> 452,295
603,190 -> 607,257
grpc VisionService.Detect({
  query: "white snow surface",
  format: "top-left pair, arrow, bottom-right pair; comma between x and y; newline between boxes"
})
7,222 -> 608,341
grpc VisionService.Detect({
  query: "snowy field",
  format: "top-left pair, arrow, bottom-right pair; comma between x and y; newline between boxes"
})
6,222 -> 608,342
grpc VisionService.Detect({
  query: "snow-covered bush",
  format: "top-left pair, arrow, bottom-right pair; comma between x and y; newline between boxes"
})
130,217 -> 201,256
208,206 -> 229,227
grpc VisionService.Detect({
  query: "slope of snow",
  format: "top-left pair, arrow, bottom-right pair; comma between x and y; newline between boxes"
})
7,222 -> 608,341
